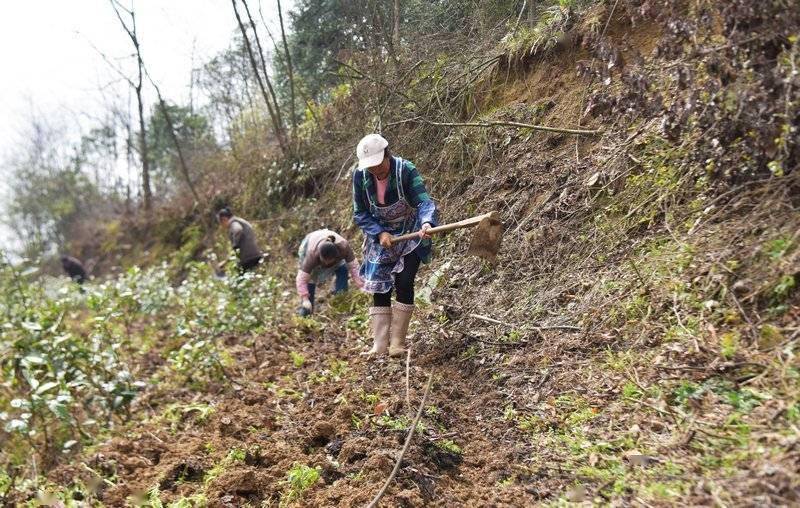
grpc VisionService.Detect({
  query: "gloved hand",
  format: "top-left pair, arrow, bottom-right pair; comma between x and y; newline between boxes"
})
301,298 -> 313,311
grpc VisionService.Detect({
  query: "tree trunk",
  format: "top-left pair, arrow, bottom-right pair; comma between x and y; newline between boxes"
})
135,83 -> 152,214
276,0 -> 298,154
133,25 -> 152,213
110,0 -> 152,214
231,0 -> 288,155
393,0 -> 401,52
152,86 -> 201,204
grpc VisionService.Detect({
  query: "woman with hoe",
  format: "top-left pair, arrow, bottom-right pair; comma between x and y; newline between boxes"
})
352,134 -> 438,357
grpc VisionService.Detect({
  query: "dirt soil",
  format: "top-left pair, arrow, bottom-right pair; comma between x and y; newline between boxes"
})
51,8 -> 800,508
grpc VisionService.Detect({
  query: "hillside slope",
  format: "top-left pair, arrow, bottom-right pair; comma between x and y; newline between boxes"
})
3,2 -> 798,506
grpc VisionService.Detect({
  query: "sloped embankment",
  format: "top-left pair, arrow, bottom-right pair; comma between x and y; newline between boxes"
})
55,3 -> 799,506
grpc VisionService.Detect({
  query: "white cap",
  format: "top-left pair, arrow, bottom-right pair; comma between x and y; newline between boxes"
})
356,133 -> 389,169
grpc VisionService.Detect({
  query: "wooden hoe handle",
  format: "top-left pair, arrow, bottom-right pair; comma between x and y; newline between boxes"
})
389,212 -> 495,244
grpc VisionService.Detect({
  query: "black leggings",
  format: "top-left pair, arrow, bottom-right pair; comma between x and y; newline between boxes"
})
373,251 -> 421,306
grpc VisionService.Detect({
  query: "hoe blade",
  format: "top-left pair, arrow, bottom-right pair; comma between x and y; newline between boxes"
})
466,211 -> 504,262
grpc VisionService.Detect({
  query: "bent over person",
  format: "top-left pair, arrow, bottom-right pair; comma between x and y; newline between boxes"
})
60,255 -> 87,285
295,229 -> 364,316
216,208 -> 264,272
352,134 -> 438,357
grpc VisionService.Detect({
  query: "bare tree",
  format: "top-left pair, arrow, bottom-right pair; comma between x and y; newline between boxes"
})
259,6 -> 324,134
145,71 -> 201,204
109,0 -> 152,215
393,0 -> 401,52
276,0 -> 298,152
231,0 -> 289,155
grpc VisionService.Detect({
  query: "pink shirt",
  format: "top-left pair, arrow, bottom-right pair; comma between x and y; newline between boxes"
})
374,174 -> 389,205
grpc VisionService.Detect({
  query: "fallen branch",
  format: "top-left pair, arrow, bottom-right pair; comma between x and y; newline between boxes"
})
367,372 -> 433,508
468,313 -> 580,331
386,117 -> 601,136
405,347 -> 412,412
469,313 -> 504,325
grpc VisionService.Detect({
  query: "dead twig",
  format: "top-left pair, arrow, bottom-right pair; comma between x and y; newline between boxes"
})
726,284 -> 758,343
469,313 -> 504,325
385,117 -> 601,135
366,372 -> 433,508
468,313 -> 580,331
405,347 -> 412,412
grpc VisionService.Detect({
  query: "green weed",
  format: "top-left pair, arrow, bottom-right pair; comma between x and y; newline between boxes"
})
289,351 -> 305,368
435,439 -> 463,454
764,236 -> 793,260
204,448 -> 246,486
503,404 -> 518,421
280,463 -> 321,507
719,331 -> 739,359
518,414 -> 545,433
309,359 -> 349,384
622,381 -> 644,400
162,403 -> 215,432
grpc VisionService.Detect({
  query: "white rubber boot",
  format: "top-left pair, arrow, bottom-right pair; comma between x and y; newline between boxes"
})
389,302 -> 414,358
363,306 -> 391,356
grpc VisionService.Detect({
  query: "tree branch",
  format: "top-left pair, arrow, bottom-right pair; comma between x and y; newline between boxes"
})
367,372 -> 433,508
231,0 -> 288,155
276,0 -> 298,152
385,116 -> 601,135
143,68 -> 201,204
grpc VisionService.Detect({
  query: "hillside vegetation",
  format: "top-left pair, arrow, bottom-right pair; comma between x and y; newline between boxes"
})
2,0 -> 799,506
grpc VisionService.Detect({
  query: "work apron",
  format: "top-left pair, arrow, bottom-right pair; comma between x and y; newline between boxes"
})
360,157 -> 423,294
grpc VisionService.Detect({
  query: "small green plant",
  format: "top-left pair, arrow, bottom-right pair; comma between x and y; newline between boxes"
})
622,381 -> 644,400
435,439 -> 462,454
377,415 -> 411,431
281,463 -> 321,507
773,274 -> 796,302
497,476 -> 514,487
719,331 -> 740,359
503,404 -> 518,421
604,348 -> 635,372
204,448 -> 246,486
359,390 -> 380,405
764,236 -> 793,260
163,403 -> 215,432
289,351 -> 305,368
461,344 -> 479,360
672,379 -> 766,413
518,414 -> 544,433
785,403 -> 799,422
502,329 -> 523,343
309,359 -> 349,384
425,405 -> 441,416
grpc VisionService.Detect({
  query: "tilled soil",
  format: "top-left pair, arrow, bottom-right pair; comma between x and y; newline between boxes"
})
52,308 -> 557,507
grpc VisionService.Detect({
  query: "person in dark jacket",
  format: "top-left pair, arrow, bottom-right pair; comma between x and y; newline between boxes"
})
216,208 -> 265,272
60,255 -> 87,284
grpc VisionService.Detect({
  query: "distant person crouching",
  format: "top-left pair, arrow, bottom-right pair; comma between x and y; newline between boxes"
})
216,208 -> 265,273
296,229 -> 364,316
60,255 -> 87,285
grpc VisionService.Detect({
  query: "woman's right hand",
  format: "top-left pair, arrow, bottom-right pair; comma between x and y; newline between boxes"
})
379,232 -> 393,249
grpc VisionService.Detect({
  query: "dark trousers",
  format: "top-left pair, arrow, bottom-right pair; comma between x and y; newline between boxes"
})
373,251 -> 421,307
238,255 -> 263,273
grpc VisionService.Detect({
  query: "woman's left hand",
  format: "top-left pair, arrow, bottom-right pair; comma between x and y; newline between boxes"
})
419,223 -> 432,239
